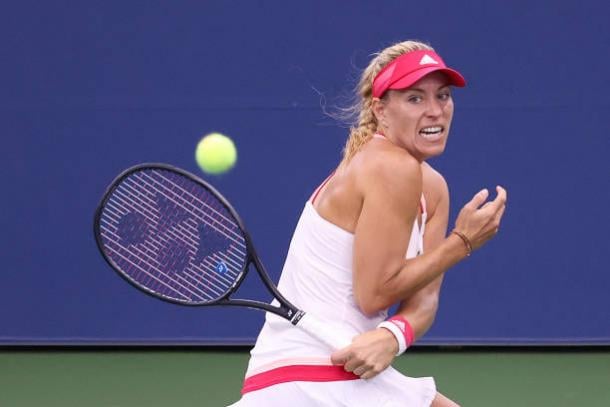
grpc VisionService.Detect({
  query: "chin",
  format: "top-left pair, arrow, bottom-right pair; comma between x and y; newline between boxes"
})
417,144 -> 447,161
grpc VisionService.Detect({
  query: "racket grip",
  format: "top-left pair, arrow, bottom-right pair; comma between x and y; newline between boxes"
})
296,312 -> 351,350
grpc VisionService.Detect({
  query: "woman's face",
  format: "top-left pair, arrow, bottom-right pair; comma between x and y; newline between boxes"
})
377,72 -> 454,161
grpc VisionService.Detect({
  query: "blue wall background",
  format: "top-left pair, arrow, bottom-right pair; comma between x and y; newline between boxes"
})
1,0 -> 608,345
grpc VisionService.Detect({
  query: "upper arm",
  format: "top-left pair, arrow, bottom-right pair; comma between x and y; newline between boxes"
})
400,165 -> 450,308
423,165 -> 450,253
352,151 -> 422,315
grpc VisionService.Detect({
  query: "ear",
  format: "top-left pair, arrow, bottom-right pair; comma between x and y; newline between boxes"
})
371,97 -> 386,124
372,97 -> 388,130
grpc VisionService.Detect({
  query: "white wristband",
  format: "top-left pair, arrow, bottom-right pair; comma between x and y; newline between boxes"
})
377,321 -> 407,356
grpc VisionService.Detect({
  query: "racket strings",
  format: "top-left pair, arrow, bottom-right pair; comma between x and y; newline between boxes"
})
105,187 -> 243,279
101,212 -> 238,296
100,221 -> 226,300
120,171 -> 245,253
101,216 -> 231,303
101,206 -> 229,301
99,168 -> 248,304
140,171 -> 245,246
126,172 -> 247,271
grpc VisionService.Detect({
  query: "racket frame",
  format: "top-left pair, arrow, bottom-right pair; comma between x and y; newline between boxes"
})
93,163 -> 303,323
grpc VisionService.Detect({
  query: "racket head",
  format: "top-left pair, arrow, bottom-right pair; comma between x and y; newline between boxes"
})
94,163 -> 252,306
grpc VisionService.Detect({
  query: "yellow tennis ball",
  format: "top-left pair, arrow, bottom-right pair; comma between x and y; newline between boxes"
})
195,133 -> 237,175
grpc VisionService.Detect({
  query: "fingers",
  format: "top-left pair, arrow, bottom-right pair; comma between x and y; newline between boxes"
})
464,188 -> 489,211
478,186 -> 507,214
494,201 -> 506,224
331,330 -> 395,380
488,186 -> 508,224
352,366 -> 366,376
345,359 -> 380,380
360,369 -> 381,380
334,349 -> 362,374
492,185 -> 507,208
332,347 -> 376,379
343,355 -> 362,373
330,347 -> 349,365
497,185 -> 507,199
331,347 -> 363,376
485,186 -> 507,234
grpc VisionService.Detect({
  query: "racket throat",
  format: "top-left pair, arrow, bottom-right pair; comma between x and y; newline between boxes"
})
290,309 -> 306,326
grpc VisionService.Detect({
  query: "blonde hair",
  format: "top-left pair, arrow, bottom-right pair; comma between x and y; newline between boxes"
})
340,40 -> 434,164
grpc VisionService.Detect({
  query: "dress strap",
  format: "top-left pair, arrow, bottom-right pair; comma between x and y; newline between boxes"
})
419,194 -> 427,215
310,170 -> 336,204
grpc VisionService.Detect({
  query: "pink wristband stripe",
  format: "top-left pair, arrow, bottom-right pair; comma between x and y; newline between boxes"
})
388,315 -> 415,347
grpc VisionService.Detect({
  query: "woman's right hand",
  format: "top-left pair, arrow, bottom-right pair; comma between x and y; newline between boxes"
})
453,186 -> 507,251
331,327 -> 398,380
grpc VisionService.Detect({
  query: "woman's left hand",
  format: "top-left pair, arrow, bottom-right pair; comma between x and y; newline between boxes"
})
330,328 -> 398,379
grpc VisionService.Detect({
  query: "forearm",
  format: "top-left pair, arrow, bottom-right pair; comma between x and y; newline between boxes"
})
394,296 -> 438,340
379,233 -> 467,310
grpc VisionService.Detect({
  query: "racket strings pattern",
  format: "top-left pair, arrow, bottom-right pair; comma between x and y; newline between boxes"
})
98,168 -> 247,304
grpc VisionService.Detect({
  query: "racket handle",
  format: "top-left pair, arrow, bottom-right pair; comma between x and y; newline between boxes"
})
296,312 -> 351,350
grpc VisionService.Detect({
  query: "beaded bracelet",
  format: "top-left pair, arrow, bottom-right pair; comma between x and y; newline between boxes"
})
451,230 -> 472,256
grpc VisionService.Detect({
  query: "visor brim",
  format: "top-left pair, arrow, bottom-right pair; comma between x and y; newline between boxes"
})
388,67 -> 466,91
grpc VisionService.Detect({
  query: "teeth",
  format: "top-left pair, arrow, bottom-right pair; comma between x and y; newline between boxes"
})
420,126 -> 442,134
419,126 -> 444,141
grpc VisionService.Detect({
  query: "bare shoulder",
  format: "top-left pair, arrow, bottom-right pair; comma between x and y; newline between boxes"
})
422,162 -> 448,195
353,140 -> 422,196
421,162 -> 449,217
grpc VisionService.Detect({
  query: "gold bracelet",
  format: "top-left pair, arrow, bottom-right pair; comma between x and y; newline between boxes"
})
452,230 -> 472,256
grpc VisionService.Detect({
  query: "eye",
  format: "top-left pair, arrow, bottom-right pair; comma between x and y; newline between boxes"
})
408,95 -> 423,103
438,91 -> 452,101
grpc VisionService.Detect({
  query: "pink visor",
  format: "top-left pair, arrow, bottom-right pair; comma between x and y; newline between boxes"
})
372,50 -> 466,98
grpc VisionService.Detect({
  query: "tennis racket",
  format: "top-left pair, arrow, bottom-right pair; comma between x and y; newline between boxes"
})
94,163 -> 348,350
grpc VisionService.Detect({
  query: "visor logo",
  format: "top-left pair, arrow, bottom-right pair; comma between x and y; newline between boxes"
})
419,54 -> 439,65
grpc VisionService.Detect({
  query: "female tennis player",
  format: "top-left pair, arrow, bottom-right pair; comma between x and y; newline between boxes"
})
229,40 -> 507,406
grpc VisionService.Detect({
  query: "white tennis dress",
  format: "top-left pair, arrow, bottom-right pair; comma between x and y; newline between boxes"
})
228,191 -> 436,406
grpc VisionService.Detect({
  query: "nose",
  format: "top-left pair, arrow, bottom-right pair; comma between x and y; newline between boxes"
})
425,98 -> 443,117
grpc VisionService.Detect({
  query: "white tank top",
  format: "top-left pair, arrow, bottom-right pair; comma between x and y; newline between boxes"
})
245,195 -> 427,379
